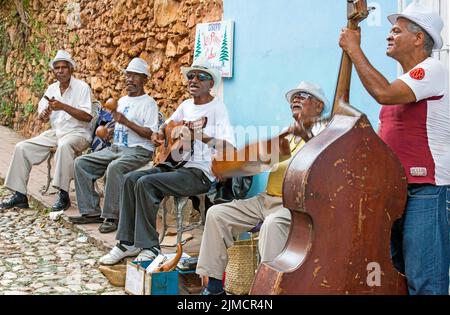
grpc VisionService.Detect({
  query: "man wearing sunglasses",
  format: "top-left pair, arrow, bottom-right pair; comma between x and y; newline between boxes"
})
196,81 -> 330,295
99,58 -> 235,265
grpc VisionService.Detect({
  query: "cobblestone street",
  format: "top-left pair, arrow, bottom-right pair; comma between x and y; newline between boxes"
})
0,189 -> 125,295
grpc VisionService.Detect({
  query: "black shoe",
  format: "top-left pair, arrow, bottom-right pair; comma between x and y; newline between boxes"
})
200,288 -> 226,296
99,219 -> 118,233
0,192 -> 29,210
69,214 -> 103,224
51,195 -> 71,212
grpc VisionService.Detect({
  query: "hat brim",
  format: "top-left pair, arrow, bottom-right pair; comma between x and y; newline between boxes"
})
387,14 -> 443,49
181,66 -> 221,92
121,69 -> 150,77
50,58 -> 76,69
285,88 -> 329,107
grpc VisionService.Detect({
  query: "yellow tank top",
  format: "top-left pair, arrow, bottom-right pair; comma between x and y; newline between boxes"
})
265,135 -> 304,197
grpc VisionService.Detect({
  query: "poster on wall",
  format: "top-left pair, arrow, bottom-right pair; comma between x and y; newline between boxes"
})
193,20 -> 234,78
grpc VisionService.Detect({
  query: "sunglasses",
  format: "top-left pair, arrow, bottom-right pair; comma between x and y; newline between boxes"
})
291,92 -> 316,102
187,72 -> 213,81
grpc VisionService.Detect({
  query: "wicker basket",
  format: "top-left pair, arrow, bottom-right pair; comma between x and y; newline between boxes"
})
224,237 -> 259,295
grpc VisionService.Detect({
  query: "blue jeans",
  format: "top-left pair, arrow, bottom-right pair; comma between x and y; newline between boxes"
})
392,184 -> 450,295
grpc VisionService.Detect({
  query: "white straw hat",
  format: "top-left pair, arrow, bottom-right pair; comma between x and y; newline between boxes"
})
181,56 -> 222,92
122,58 -> 150,77
49,50 -> 76,69
387,2 -> 444,49
285,81 -> 330,117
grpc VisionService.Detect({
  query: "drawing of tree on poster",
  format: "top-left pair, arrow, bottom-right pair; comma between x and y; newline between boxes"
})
194,33 -> 202,59
219,27 -> 229,66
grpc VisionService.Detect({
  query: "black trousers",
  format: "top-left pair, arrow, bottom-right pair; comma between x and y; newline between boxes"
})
116,165 -> 212,248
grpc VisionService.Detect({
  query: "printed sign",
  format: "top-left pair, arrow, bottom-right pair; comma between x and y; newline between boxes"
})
193,20 -> 234,78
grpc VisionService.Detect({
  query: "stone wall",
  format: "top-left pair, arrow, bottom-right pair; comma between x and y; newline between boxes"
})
0,0 -> 222,138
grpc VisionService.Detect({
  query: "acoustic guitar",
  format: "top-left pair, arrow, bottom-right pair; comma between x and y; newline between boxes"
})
153,117 -> 208,168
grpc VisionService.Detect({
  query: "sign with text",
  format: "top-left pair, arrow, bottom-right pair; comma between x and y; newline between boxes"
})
194,20 -> 234,77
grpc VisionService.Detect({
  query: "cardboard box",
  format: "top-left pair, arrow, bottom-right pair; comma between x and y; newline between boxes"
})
125,261 -> 179,295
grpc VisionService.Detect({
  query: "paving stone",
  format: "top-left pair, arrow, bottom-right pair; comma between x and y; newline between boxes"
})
85,283 -> 104,291
34,286 -> 53,294
0,279 -> 13,286
2,272 -> 17,279
30,282 -> 45,289
0,192 -> 124,295
54,286 -> 71,294
3,291 -> 30,295
73,254 -> 89,260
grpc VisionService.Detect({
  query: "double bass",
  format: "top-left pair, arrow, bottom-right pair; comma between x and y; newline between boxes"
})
250,0 -> 408,294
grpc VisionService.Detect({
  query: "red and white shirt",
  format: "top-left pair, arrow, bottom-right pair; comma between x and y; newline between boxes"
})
379,57 -> 450,185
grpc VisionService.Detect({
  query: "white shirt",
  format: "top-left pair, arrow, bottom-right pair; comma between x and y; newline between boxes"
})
38,76 -> 93,141
113,94 -> 159,152
167,98 -> 235,181
379,57 -> 450,185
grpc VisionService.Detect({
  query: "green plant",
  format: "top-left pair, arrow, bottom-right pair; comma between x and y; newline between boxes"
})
70,33 -> 79,48
23,100 -> 35,116
31,71 -> 45,95
0,99 -> 15,118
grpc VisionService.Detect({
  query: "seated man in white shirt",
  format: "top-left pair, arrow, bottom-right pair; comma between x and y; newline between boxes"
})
68,58 -> 159,234
99,58 -> 236,265
0,50 -> 93,212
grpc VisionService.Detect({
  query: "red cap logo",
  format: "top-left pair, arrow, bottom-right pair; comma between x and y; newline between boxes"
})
410,68 -> 425,80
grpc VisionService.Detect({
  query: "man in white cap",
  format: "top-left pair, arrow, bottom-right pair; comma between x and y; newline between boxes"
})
0,49 -> 93,212
99,58 -> 236,265
68,58 -> 159,233
196,81 -> 330,295
340,2 -> 449,294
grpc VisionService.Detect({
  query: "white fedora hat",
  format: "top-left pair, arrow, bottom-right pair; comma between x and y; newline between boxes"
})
122,58 -> 150,77
285,81 -> 330,117
387,2 -> 443,49
49,50 -> 76,69
181,56 -> 222,93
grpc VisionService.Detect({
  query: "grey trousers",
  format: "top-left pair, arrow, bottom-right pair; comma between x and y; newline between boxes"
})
196,192 -> 291,280
74,145 -> 153,219
116,165 -> 212,249
5,130 -> 89,194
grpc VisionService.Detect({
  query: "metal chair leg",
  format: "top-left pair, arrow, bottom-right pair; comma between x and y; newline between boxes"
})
159,197 -> 169,244
174,196 -> 189,245
41,151 -> 55,195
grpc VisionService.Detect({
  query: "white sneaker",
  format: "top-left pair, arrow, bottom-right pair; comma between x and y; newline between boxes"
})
99,244 -> 141,265
134,248 -> 161,262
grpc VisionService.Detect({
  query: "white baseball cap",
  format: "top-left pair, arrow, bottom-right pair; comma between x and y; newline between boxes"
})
50,50 -> 76,69
181,56 -> 222,93
123,58 -> 150,77
387,2 -> 444,50
285,81 -> 330,117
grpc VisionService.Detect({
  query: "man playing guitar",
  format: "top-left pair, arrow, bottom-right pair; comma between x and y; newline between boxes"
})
99,58 -> 235,265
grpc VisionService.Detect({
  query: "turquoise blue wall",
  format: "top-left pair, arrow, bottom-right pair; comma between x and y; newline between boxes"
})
223,0 -> 400,196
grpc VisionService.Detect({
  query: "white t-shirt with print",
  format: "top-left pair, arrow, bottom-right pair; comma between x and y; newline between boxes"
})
38,76 -> 93,141
113,94 -> 159,152
167,98 -> 235,181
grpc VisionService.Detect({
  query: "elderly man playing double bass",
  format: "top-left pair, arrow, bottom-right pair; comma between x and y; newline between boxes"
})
0,50 -> 93,212
196,81 -> 330,295
340,2 -> 449,294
